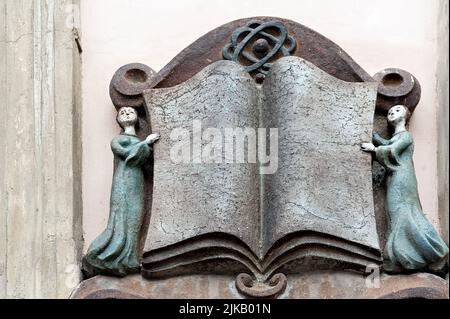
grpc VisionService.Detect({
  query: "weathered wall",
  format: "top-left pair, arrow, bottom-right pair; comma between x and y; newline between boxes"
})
0,0 -> 82,298
437,0 -> 449,245
81,0 -> 448,250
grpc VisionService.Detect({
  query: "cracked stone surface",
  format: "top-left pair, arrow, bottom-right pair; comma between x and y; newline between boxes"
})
262,57 -> 379,253
144,61 -> 261,254
143,57 -> 379,263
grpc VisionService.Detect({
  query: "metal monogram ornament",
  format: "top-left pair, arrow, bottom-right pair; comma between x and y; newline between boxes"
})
223,21 -> 297,83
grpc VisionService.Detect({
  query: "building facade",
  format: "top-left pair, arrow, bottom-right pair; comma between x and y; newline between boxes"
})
0,0 -> 448,298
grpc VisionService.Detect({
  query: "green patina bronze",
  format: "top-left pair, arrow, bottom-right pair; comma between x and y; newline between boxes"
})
82,107 -> 159,278
363,105 -> 448,273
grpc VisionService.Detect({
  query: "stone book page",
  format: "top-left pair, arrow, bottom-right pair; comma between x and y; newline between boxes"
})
143,58 -> 381,277
144,61 -> 261,256
260,57 -> 380,256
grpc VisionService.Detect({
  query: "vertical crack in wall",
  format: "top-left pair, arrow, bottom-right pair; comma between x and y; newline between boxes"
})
0,0 -> 82,298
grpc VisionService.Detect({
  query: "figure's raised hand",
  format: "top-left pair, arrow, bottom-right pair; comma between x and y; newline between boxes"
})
146,133 -> 160,145
361,142 -> 376,153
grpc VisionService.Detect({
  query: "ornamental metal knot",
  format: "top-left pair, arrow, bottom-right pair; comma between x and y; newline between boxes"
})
223,21 -> 297,83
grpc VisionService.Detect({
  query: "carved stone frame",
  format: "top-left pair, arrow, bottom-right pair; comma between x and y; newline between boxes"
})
72,17 -> 448,299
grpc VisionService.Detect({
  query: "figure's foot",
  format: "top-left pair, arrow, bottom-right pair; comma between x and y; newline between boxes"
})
427,257 -> 449,277
383,256 -> 449,278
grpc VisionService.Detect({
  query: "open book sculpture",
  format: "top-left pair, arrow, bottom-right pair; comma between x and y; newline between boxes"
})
74,18 -> 449,299
142,57 -> 381,284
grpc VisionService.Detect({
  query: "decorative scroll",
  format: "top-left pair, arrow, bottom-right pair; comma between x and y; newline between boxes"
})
373,68 -> 421,113
222,21 -> 296,83
236,273 -> 287,299
110,63 -> 156,109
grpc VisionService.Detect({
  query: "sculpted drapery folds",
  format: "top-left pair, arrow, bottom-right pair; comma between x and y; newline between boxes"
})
82,107 -> 160,278
362,105 -> 449,273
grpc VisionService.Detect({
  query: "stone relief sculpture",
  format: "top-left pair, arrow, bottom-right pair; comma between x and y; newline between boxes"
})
82,107 -> 160,278
142,57 -> 381,296
72,18 -> 449,299
361,105 -> 449,273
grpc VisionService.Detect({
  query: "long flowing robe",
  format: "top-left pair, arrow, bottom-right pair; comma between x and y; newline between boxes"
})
82,134 -> 150,277
373,131 -> 448,272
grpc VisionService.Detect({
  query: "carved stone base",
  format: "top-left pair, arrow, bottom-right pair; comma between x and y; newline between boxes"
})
70,271 -> 448,299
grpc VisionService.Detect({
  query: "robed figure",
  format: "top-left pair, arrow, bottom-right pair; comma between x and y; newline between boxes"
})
82,107 -> 160,277
362,105 -> 448,273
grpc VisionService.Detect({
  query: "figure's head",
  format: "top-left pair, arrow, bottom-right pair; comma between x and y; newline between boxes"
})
387,105 -> 410,126
117,107 -> 138,128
